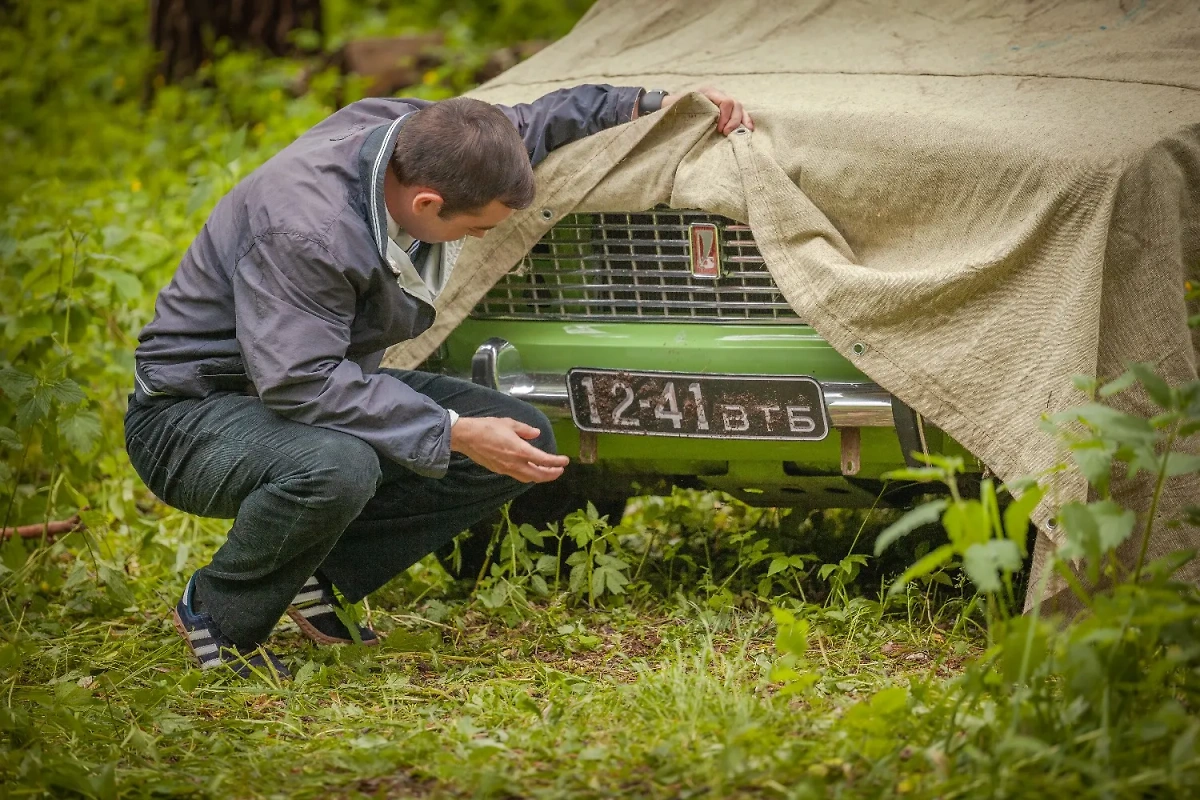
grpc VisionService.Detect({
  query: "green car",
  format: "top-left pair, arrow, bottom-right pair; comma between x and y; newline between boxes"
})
424,208 -> 982,538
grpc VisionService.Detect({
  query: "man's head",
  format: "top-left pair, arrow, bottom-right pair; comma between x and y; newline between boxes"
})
385,97 -> 535,242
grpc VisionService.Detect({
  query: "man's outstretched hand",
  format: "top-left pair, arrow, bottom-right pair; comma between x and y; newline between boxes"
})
450,417 -> 569,483
662,86 -> 755,135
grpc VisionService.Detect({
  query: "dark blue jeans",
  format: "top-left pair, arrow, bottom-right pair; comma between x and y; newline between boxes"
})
124,369 -> 552,647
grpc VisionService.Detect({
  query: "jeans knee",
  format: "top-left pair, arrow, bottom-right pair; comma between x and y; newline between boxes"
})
281,434 -> 380,513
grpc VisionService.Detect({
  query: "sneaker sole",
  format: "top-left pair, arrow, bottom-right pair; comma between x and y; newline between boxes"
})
285,606 -> 379,647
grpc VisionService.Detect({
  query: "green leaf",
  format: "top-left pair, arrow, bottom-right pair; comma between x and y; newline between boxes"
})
1165,452 -> 1200,478
770,663 -> 808,690
1128,362 -> 1175,409
1057,500 -> 1137,567
1054,403 -> 1157,445
595,553 -> 629,570
772,607 -> 809,657
1071,441 -> 1116,494
569,521 -> 594,547
98,564 -> 135,607
603,567 -> 628,595
568,563 -> 585,595
223,125 -> 248,164
999,615 -> 1049,685
185,179 -> 213,216
1097,370 -> 1137,398
874,499 -> 947,555
962,539 -> 1022,593
48,378 -> 86,407
0,426 -> 20,450
771,606 -> 796,627
61,410 -> 101,455
16,231 -> 62,255
383,630 -> 439,652
767,556 -> 789,576
0,367 -> 35,400
869,686 -> 908,715
92,267 -> 143,302
100,225 -> 131,250
292,660 -> 317,687
943,500 -> 989,548
1004,484 -> 1044,551
1090,500 -> 1138,552
890,544 -> 955,593
16,388 -> 50,429
518,523 -> 544,546
880,466 -> 946,483
924,453 -> 966,473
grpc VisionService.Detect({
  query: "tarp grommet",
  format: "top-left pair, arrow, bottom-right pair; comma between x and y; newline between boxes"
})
852,342 -> 868,356
540,208 -> 554,221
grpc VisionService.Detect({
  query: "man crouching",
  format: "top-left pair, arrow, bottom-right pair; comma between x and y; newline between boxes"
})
125,85 -> 753,678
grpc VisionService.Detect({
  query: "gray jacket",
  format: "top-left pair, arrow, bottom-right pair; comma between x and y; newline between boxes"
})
134,85 -> 643,478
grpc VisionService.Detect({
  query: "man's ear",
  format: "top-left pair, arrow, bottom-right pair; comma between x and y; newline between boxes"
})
411,189 -> 444,216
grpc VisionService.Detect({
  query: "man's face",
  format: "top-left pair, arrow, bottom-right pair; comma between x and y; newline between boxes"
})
404,196 -> 514,243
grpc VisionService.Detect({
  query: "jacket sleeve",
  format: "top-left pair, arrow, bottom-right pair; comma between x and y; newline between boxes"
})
494,84 -> 644,167
232,233 -> 452,478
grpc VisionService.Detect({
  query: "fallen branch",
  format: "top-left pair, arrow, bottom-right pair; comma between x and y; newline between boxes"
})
0,515 -> 84,542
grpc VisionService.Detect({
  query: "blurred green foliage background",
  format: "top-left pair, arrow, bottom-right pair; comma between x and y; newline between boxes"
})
0,0 -> 594,532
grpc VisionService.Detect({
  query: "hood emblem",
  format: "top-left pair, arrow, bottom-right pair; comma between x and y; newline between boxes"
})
688,223 -> 721,279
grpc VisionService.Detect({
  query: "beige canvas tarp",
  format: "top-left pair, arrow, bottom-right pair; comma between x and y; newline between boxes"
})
386,0 -> 1200,604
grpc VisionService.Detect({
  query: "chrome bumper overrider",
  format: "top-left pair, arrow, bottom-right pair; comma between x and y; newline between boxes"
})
466,338 -> 896,429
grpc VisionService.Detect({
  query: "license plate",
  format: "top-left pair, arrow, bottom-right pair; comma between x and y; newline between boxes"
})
567,369 -> 829,440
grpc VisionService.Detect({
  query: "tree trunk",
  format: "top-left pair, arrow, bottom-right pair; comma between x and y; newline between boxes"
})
149,0 -> 323,84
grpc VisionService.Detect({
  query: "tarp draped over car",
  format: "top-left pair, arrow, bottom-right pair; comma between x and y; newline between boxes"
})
386,0 -> 1200,604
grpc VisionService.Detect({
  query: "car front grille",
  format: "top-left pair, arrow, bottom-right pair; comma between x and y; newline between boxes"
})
469,210 -> 801,323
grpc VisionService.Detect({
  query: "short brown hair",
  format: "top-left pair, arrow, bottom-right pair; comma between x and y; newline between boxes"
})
389,97 -> 535,217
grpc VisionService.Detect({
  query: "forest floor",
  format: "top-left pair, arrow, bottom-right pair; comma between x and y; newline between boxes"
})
5,496 -> 985,799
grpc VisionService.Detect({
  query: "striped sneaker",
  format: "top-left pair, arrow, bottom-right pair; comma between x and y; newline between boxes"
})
286,573 -> 379,646
171,573 -> 290,680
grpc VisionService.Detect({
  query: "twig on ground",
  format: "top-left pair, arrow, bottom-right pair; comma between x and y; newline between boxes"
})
0,514 -> 84,542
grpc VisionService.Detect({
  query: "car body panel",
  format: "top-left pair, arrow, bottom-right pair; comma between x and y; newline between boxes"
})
430,318 -> 980,507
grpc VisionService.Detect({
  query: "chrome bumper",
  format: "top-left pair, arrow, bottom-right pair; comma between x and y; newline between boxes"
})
466,338 -> 896,428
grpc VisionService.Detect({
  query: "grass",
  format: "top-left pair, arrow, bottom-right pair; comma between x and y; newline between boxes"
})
2,494 -> 992,799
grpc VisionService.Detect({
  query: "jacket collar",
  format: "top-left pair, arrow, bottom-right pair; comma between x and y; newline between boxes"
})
357,112 -> 414,261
